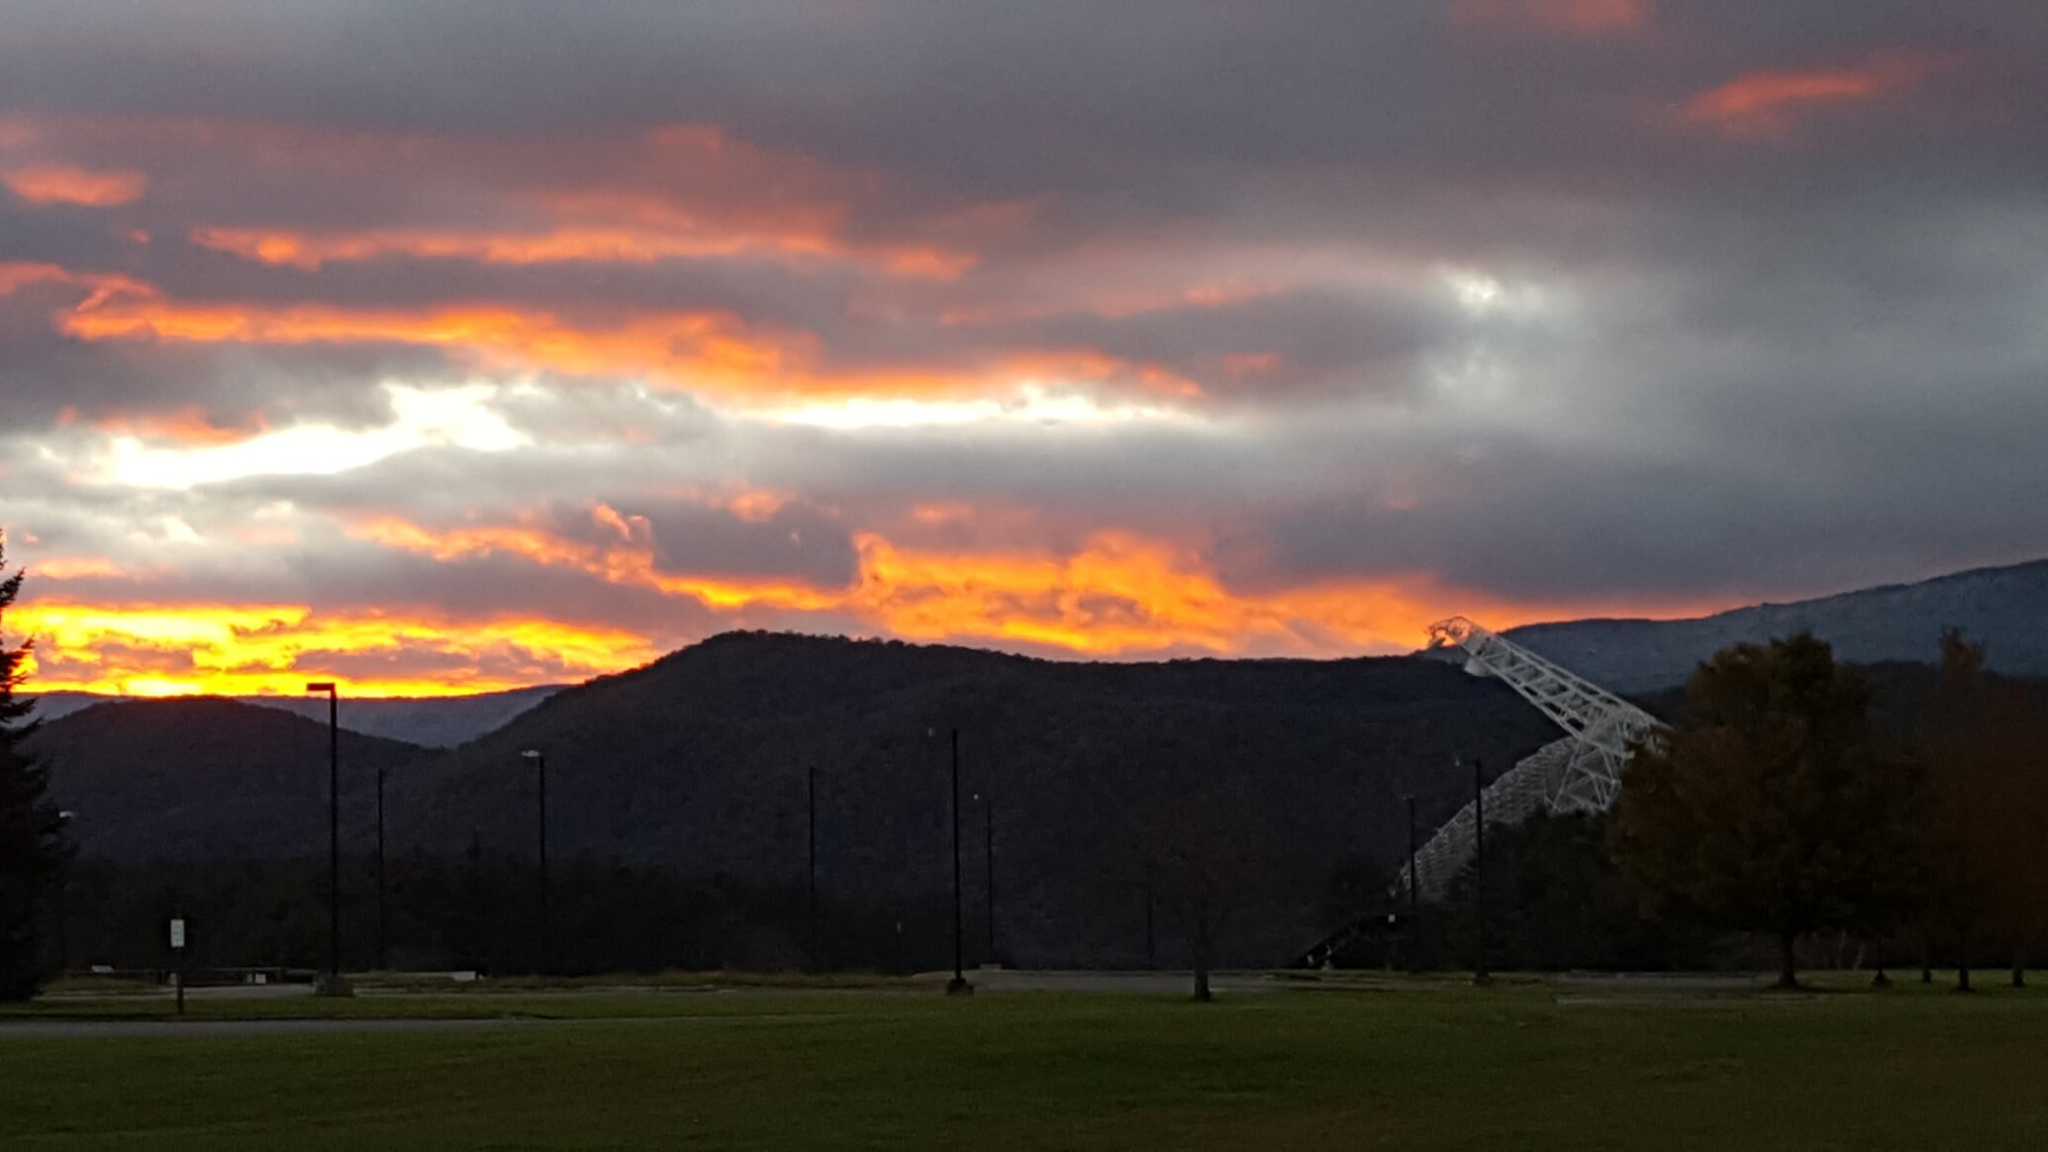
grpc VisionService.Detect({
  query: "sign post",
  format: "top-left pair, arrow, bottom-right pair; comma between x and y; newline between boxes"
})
169,914 -> 187,1015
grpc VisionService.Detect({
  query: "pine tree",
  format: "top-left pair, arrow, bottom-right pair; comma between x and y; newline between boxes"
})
0,530 -> 65,999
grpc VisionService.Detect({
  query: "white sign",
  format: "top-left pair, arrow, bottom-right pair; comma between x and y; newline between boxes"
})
169,918 -> 186,950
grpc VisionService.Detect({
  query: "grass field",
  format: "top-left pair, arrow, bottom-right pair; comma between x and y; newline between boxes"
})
3,976 -> 2045,1150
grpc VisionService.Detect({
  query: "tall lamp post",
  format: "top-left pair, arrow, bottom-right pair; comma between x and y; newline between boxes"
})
973,790 -> 995,966
806,763 -> 819,974
1471,757 -> 1491,988
304,682 -> 344,992
1143,856 -> 1157,970
375,765 -> 388,972
938,727 -> 968,995
521,749 -> 550,976
1404,793 -> 1419,975
54,810 -> 75,973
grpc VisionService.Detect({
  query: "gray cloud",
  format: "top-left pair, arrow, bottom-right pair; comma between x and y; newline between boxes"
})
3,1 -> 2047,675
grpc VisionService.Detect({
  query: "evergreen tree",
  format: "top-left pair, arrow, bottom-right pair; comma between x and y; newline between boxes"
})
1,531 -> 65,999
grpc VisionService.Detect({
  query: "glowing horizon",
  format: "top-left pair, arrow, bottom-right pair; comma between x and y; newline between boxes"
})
8,524 -> 1748,699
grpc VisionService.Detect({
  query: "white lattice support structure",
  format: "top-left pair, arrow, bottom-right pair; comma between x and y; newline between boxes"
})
1296,616 -> 1669,964
1400,740 -> 1570,898
1395,616 -> 1664,901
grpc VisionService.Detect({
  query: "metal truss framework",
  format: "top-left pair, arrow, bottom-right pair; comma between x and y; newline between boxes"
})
1396,616 -> 1666,902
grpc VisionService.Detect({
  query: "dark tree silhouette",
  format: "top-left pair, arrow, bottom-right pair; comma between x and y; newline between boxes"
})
1,532 -> 67,999
1611,633 -> 1926,989
1444,811 -> 1692,972
1919,631 -> 2048,991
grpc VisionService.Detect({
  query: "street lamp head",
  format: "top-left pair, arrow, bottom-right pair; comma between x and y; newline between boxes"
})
57,810 -> 75,824
521,749 -> 543,760
305,682 -> 337,694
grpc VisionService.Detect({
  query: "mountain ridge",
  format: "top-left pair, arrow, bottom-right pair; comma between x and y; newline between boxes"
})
1503,557 -> 2048,692
31,698 -> 429,859
26,685 -> 560,748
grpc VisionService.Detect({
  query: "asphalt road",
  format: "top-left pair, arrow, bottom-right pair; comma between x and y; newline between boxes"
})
2,969 -> 1280,1038
944,968 -> 1275,994
0,1017 -> 535,1039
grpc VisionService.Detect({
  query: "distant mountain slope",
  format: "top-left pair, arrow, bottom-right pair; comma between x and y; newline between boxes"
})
387,632 -> 1562,967
26,686 -> 560,748
28,699 -> 430,860
22,635 -> 1564,965
1505,558 -> 2048,692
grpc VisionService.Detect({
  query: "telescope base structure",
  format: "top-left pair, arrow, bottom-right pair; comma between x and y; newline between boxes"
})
1292,617 -> 1664,969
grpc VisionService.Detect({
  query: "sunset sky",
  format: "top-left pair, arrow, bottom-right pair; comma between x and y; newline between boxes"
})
3,1 -> 2045,697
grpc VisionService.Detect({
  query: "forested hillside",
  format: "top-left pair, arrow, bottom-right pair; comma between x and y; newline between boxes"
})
29,687 -> 559,748
34,634 -> 1560,968
32,635 -> 2048,972
31,700 -> 429,860
384,633 -> 1563,967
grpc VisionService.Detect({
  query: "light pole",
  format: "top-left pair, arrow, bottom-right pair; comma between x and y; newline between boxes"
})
304,682 -> 342,989
375,765 -> 387,972
1471,757 -> 1491,987
54,810 -> 74,973
806,763 -> 819,974
938,727 -> 968,995
1404,793 -> 1419,974
465,826 -> 485,974
1143,856 -> 1157,970
973,791 -> 995,966
521,749 -> 549,976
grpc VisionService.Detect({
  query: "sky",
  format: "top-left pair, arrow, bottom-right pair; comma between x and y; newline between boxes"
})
2,0 -> 2045,697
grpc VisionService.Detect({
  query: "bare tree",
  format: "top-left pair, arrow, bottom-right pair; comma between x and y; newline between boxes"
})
1108,733 -> 1310,1001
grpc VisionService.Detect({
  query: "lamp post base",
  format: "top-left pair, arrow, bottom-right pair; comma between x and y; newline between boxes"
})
945,977 -> 974,996
314,975 -> 356,998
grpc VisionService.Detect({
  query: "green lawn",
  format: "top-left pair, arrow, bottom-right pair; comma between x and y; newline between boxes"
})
3,980 -> 2044,1150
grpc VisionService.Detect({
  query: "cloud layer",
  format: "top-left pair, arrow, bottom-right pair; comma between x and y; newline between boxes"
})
3,1 -> 2045,694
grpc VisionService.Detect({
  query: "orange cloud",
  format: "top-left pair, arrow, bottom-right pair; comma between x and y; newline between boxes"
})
15,508 -> 1740,697
850,531 -> 1611,656
350,512 -> 845,612
11,601 -> 658,697
354,511 -> 1734,667
1682,53 -> 1948,139
91,406 -> 265,447
722,489 -> 791,523
55,289 -> 797,396
1453,0 -> 1647,34
189,223 -> 973,279
0,261 -> 152,306
29,262 -> 1193,406
2,163 -> 149,207
24,557 -> 133,581
7,113 -> 979,280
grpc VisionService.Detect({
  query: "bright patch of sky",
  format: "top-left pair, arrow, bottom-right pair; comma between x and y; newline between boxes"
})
76,383 -> 528,490
764,385 -> 1204,431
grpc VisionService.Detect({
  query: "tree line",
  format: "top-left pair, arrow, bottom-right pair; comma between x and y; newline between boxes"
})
47,853 -> 962,979
1327,631 -> 2048,990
